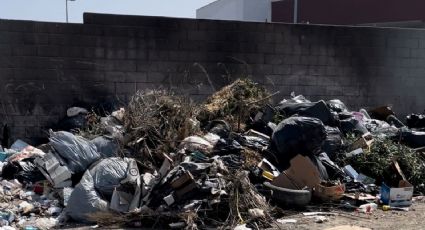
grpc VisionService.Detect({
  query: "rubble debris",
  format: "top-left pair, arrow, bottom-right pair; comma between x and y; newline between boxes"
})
325,226 -> 371,230
2,79 -> 425,229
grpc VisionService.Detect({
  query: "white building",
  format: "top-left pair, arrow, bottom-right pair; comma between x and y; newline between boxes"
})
196,0 -> 272,22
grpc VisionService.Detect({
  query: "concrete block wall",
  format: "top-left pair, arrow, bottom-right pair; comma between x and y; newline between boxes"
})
1,13 -> 425,144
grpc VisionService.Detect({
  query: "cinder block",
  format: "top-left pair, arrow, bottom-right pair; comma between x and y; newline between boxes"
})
265,54 -> 285,65
258,43 -> 274,53
23,33 -> 48,45
188,31 -> 208,41
37,45 -> 60,57
116,82 -> 137,94
112,60 -> 137,72
387,38 -> 418,48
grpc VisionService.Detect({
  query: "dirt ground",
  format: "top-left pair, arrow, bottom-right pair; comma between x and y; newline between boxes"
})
274,202 -> 425,230
59,202 -> 425,230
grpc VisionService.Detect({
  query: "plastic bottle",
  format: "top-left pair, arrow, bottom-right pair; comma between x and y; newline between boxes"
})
24,226 -> 39,230
382,205 -> 409,212
382,205 -> 391,211
357,203 -> 378,213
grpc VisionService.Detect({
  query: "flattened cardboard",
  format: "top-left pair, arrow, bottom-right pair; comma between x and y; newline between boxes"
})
344,193 -> 376,201
271,155 -> 321,190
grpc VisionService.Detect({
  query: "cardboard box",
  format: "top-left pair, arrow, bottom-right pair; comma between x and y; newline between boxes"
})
272,155 -> 346,201
349,133 -> 373,151
380,180 -> 413,207
314,182 -> 345,201
170,171 -> 194,189
380,161 -> 413,207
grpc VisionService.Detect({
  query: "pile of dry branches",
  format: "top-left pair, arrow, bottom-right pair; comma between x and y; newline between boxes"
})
123,90 -> 198,162
198,79 -> 271,131
225,171 -> 275,229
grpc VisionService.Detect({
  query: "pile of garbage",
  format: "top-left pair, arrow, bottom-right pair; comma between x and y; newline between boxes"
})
1,78 -> 425,229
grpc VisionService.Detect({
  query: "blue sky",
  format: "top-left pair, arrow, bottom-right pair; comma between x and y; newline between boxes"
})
0,0 -> 216,23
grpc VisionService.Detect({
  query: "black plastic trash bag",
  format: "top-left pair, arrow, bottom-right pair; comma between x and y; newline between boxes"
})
2,160 -> 45,183
234,135 -> 269,151
66,157 -> 139,223
318,152 -> 345,180
212,138 -> 243,155
49,131 -> 104,174
205,120 -> 231,138
401,130 -> 425,148
270,117 -> 326,169
90,136 -> 119,158
247,106 -> 276,136
309,155 -> 329,181
327,99 -> 348,113
322,126 -> 343,158
276,100 -> 336,126
55,114 -> 87,132
247,120 -> 275,136
406,114 -> 425,129
340,117 -> 368,135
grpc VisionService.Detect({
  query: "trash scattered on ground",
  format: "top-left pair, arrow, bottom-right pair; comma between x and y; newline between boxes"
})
1,79 -> 425,229
325,226 -> 372,230
276,218 -> 298,224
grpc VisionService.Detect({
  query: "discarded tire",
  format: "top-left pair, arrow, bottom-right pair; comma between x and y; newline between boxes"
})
263,182 -> 311,208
